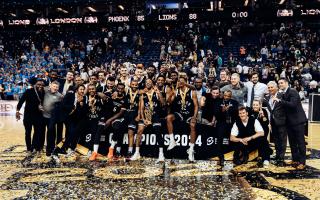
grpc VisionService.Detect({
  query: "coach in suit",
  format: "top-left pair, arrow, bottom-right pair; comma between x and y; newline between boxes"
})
16,79 -> 45,154
263,81 -> 288,166
277,78 -> 307,170
57,71 -> 75,143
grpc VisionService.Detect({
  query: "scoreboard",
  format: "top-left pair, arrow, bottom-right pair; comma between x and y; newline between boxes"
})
0,8 -> 319,27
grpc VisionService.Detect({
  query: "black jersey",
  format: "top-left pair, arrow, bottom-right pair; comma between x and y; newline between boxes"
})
109,93 -> 127,116
172,88 -> 195,117
125,89 -> 140,111
142,90 -> 161,115
87,95 -> 105,120
157,86 -> 168,118
103,88 -> 116,96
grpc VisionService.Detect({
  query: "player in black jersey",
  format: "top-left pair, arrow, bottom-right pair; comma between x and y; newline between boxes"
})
104,76 -> 116,94
167,71 -> 179,91
89,83 -> 127,161
166,76 -> 199,162
125,80 -> 141,157
155,75 -> 168,118
130,79 -> 165,162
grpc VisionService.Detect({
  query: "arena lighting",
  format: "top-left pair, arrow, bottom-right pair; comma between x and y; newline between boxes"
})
10,13 -> 16,17
151,4 -> 156,10
244,0 -> 249,6
118,5 -> 124,10
87,7 -> 97,12
27,9 -> 35,13
279,0 -> 286,5
57,7 -> 68,14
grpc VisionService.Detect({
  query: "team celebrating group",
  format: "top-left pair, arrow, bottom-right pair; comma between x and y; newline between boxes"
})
16,64 -> 307,169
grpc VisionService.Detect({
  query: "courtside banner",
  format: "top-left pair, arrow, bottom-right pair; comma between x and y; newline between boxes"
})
0,100 -> 23,116
79,121 -> 231,160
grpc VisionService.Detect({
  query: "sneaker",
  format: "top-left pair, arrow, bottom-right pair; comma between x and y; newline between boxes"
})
156,153 -> 165,163
130,152 -> 141,161
87,150 -> 92,158
287,161 -> 299,167
89,152 -> 98,161
26,151 -> 33,157
167,140 -> 176,151
66,149 -> 75,157
242,151 -> 249,164
126,151 -> 133,159
263,160 -> 270,168
113,151 -> 122,160
218,155 -> 225,167
275,160 -> 285,167
46,152 -> 52,157
107,147 -> 114,159
187,148 -> 195,162
296,163 -> 306,170
52,155 -> 60,164
233,159 -> 242,166
53,147 -> 67,155
35,151 -> 42,158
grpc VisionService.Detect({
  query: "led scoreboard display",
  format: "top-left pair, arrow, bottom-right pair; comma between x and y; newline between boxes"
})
0,7 -> 319,28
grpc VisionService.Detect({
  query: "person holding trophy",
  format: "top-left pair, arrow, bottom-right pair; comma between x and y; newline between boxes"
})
130,79 -> 165,162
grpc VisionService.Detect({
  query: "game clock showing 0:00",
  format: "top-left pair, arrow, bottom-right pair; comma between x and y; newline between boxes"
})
231,11 -> 249,18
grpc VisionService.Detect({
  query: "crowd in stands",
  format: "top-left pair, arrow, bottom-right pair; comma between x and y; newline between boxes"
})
0,20 -> 320,100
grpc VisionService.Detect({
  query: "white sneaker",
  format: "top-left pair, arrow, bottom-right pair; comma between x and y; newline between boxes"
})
87,150 -> 92,158
52,155 -> 60,164
36,151 -> 42,158
67,149 -> 75,157
263,160 -> 270,168
156,153 -> 165,163
167,140 -> 176,150
130,152 -> 141,161
187,148 -> 195,162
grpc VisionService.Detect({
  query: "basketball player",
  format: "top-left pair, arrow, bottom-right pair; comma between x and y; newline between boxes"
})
130,79 -> 165,162
166,76 -> 198,162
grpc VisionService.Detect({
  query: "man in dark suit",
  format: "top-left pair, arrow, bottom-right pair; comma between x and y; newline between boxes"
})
277,78 -> 307,170
58,71 -> 74,95
263,81 -> 287,166
16,79 -> 45,155
57,71 -> 75,144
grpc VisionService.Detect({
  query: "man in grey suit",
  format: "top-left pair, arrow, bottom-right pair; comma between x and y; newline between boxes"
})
277,78 -> 307,170
263,81 -> 287,166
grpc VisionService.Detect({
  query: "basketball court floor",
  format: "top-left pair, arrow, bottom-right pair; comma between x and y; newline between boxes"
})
0,115 -> 320,199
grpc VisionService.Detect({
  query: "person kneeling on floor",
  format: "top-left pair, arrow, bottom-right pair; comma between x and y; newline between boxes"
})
230,106 -> 271,167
